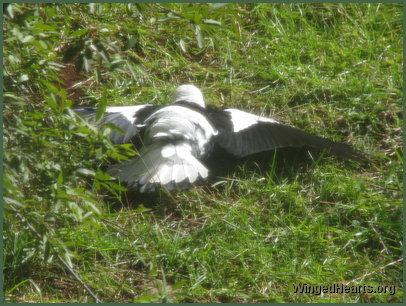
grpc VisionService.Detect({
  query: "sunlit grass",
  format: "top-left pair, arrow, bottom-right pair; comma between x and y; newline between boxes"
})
4,3 -> 402,303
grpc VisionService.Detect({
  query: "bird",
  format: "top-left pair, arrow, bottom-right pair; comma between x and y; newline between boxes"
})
74,84 -> 367,193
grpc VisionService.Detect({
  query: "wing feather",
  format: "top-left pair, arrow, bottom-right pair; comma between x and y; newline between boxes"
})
208,108 -> 367,162
73,105 -> 160,144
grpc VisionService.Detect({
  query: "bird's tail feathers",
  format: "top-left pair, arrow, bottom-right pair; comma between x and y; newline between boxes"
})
107,142 -> 208,193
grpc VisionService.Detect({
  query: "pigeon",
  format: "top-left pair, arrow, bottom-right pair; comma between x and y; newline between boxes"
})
74,84 -> 367,193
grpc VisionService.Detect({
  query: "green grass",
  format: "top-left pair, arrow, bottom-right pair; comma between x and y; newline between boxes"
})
3,3 -> 402,303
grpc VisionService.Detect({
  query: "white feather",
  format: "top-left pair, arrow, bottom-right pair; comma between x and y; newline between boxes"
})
157,164 -> 173,185
182,162 -> 198,183
225,109 -> 279,133
104,86 -> 217,191
105,105 -> 149,124
107,142 -> 209,191
98,105 -> 151,144
172,163 -> 186,183
161,145 -> 176,158
172,84 -> 205,107
145,105 -> 217,156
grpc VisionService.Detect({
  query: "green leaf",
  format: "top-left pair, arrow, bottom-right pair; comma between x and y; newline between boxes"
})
95,170 -> 112,181
69,28 -> 88,37
126,35 -> 138,49
95,94 -> 108,121
57,171 -> 64,185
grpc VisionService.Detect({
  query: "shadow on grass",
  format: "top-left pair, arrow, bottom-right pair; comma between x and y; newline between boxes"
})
104,146 -> 365,212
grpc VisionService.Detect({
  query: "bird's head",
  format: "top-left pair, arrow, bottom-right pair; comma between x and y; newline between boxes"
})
172,84 -> 205,108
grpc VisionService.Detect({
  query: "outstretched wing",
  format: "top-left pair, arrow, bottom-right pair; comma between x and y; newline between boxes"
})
73,105 -> 161,144
208,108 -> 367,162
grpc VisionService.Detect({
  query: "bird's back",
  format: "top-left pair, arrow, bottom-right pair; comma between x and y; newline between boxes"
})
107,104 -> 217,192
143,104 -> 217,157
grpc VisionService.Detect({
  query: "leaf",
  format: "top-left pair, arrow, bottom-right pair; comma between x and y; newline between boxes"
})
231,18 -> 241,40
21,35 -> 34,43
203,19 -> 221,26
57,171 -> 64,185
4,197 -> 26,208
95,93 -> 108,121
210,3 -> 229,10
125,61 -> 138,81
45,95 -> 58,110
83,57 -> 91,72
95,170 -> 112,180
33,22 -> 58,32
69,28 -> 88,37
6,3 -> 14,18
195,25 -> 203,49
6,279 -> 42,299
19,74 -> 29,82
76,168 -> 96,176
179,39 -> 187,53
89,3 -> 97,14
127,35 -> 138,49
39,79 -> 59,94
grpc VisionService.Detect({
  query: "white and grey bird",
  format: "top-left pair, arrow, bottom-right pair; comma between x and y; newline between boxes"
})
74,84 -> 367,193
